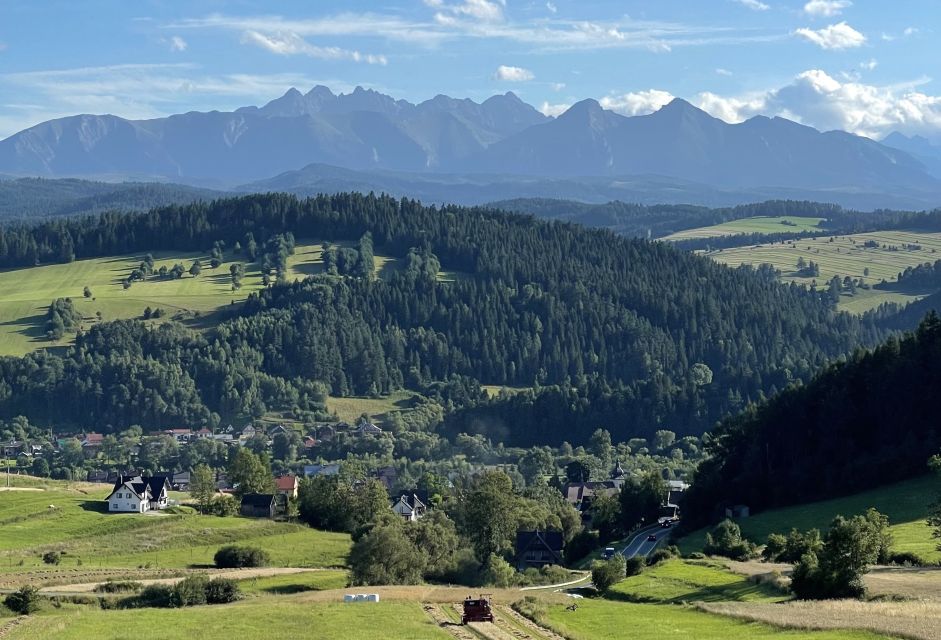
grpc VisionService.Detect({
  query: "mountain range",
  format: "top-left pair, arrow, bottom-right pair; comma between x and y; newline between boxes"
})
1,85 -> 940,209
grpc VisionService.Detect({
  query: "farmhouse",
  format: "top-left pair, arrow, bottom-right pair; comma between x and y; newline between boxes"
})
105,475 -> 171,513
514,530 -> 564,571
240,493 -> 276,518
275,474 -> 299,500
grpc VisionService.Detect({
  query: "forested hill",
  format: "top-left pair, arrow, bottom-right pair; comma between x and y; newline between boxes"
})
0,193 -> 886,441
684,314 -> 941,527
0,178 -> 219,221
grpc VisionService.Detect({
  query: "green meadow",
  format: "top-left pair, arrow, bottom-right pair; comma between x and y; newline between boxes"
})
608,559 -> 787,604
0,485 -> 350,572
0,240 -> 402,356
677,475 -> 940,563
665,216 -> 826,241
5,601 -> 450,640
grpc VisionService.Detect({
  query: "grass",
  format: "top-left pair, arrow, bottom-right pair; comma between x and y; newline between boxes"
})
677,475 -> 940,563
238,569 -> 348,595
481,384 -> 532,398
665,216 -> 826,241
0,239 -> 403,356
608,559 -> 787,603
528,598 -> 892,640
700,229 -> 941,313
7,601 -> 451,640
700,599 -> 941,640
325,391 -> 418,424
0,485 -> 350,572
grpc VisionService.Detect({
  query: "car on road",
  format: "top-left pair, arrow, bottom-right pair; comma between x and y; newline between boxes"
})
647,534 -> 657,542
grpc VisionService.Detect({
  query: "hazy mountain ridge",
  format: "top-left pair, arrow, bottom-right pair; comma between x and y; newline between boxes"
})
1,87 -> 939,206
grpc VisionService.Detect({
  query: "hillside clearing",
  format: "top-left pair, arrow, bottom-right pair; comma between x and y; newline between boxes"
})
0,239 -> 403,356
665,216 -> 826,240
677,475 -> 940,563
608,559 -> 787,604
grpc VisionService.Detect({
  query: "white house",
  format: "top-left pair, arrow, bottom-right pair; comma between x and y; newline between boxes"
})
106,475 -> 170,513
392,493 -> 427,522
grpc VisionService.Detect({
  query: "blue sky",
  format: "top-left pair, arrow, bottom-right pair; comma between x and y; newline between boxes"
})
1,0 -> 939,140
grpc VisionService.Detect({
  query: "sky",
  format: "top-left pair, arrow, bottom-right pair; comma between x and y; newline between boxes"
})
1,0 -> 939,141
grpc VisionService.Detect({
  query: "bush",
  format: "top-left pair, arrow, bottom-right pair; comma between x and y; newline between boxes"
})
213,545 -> 270,569
685,552 -> 706,560
205,578 -> 241,604
93,580 -> 143,594
42,551 -> 61,565
591,554 -> 626,593
4,586 -> 42,615
886,551 -> 924,567
703,519 -> 757,561
625,556 -> 645,576
211,495 -> 239,517
564,529 -> 599,564
123,584 -> 173,608
170,576 -> 208,607
483,554 -> 517,588
646,548 -> 675,566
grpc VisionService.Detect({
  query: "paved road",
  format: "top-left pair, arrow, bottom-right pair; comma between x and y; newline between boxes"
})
620,524 -> 668,559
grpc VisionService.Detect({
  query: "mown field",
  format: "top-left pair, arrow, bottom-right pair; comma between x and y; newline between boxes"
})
4,601 -> 450,640
665,216 -> 826,240
704,228 -> 941,313
608,558 -> 787,603
0,240 -> 402,357
0,483 -> 350,573
677,475 -> 940,563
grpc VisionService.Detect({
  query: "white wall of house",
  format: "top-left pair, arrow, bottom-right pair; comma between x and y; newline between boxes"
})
108,489 -> 149,513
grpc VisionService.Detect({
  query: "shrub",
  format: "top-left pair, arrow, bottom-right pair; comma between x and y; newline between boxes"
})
213,545 -> 270,569
646,548 -> 675,566
4,586 -> 42,615
625,556 -> 645,576
886,551 -> 924,567
703,519 -> 757,561
170,576 -> 208,607
591,554 -> 626,593
42,551 -> 61,565
211,494 -> 239,517
483,554 -> 517,588
685,552 -> 706,560
564,529 -> 599,564
205,578 -> 241,604
93,580 -> 143,594
762,533 -> 787,562
124,584 -> 173,608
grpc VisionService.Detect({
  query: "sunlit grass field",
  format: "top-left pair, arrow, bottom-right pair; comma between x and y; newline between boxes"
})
608,559 -> 787,604
0,484 -> 350,572
0,240 -> 402,356
665,216 -> 826,240
677,475 -> 939,563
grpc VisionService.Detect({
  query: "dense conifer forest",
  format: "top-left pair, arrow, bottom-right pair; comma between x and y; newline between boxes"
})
0,193 -> 890,440
684,313 -> 941,526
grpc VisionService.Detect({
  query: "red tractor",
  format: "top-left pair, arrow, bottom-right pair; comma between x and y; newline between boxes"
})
461,594 -> 495,624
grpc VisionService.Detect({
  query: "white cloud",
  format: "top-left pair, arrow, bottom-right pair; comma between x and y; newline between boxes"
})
494,65 -> 534,81
859,58 -> 877,71
734,0 -> 770,11
546,2 -> 557,14
550,82 -> 566,91
433,0 -> 506,24
169,36 -> 188,52
803,1 -> 851,17
240,30 -> 388,64
795,21 -> 865,50
692,69 -> 941,139
540,101 -> 570,117
716,68 -> 733,76
904,26 -> 918,36
600,89 -> 675,116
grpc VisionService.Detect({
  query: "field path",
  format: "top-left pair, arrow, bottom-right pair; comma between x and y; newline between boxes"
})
423,603 -> 478,640
518,571 -> 589,592
495,606 -> 566,640
37,566 -> 324,594
0,617 -> 27,639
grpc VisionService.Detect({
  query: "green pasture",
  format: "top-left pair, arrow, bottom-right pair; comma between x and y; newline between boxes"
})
238,569 -> 348,595
534,599 -> 891,640
665,216 -> 826,241
677,475 -> 939,563
608,559 -> 787,603
0,487 -> 350,571
6,601 -> 449,640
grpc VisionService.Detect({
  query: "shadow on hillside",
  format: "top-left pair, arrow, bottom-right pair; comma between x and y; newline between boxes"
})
291,261 -> 324,277
79,500 -> 109,513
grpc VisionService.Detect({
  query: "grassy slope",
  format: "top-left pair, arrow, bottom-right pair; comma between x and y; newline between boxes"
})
8,601 -> 450,640
0,240 -> 401,357
325,391 -> 418,424
237,569 -> 348,595
0,485 -> 350,571
665,216 -> 826,240
705,229 -> 941,313
537,599 -> 890,640
609,559 -> 787,603
677,475 -> 940,562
